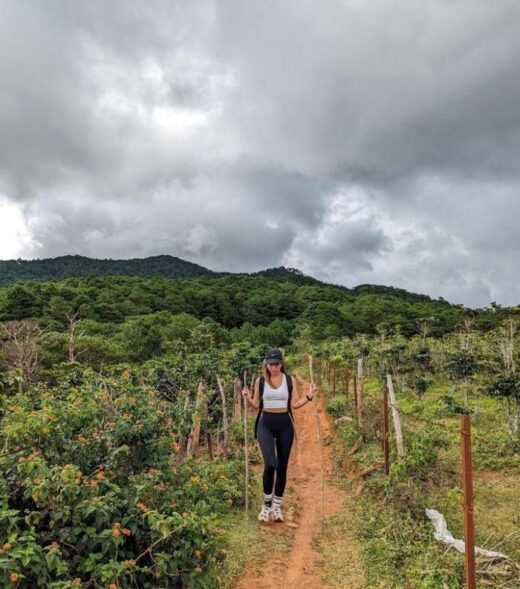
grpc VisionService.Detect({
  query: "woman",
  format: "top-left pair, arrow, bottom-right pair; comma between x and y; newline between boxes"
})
242,348 -> 319,523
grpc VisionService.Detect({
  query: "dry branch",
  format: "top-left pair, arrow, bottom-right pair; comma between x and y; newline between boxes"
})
360,461 -> 385,478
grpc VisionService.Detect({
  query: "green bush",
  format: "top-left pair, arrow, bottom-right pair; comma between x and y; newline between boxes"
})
391,429 -> 449,480
325,395 -> 347,419
0,371 -> 244,588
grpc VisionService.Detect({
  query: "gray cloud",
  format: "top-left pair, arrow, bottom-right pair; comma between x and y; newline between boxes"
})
0,0 -> 519,307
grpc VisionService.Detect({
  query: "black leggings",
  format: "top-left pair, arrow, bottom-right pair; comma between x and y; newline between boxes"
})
257,411 -> 294,497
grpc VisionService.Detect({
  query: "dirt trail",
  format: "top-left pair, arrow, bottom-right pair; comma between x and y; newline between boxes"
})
235,376 -> 364,589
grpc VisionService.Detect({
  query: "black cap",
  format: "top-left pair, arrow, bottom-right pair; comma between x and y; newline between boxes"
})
264,348 -> 283,364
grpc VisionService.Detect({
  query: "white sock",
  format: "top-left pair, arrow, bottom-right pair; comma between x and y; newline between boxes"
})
273,495 -> 282,509
264,493 -> 273,507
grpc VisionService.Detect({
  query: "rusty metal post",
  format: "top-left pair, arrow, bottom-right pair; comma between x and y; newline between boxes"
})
461,414 -> 476,589
382,384 -> 390,475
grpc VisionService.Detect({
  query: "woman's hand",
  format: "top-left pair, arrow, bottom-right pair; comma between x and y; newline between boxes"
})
307,383 -> 319,401
242,386 -> 252,404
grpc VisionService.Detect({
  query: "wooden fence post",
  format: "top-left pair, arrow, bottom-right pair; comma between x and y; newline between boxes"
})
386,374 -> 404,458
242,370 -> 249,517
177,389 -> 190,458
382,383 -> 390,475
233,377 -> 242,421
353,373 -> 358,421
206,430 -> 214,460
461,414 -> 476,589
308,355 -> 324,527
188,381 -> 206,458
217,376 -> 229,456
357,358 -> 364,429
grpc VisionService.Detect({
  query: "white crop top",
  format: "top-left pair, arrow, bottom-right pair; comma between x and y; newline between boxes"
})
262,374 -> 289,409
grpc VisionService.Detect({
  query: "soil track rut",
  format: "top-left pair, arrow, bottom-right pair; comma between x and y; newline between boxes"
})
235,376 -> 364,589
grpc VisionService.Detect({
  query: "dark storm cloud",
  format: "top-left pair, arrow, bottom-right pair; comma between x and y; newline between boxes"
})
215,0 -> 520,181
0,0 -> 223,201
0,0 -> 519,306
24,165 -> 326,271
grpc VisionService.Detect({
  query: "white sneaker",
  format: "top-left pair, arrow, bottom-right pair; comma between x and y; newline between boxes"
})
272,505 -> 284,522
258,504 -> 272,522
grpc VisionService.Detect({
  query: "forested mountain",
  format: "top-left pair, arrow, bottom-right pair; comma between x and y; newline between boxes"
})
0,254 -> 216,286
249,266 -> 330,288
0,255 -> 344,290
0,273 -> 514,346
0,254 -> 452,304
0,255 -> 516,345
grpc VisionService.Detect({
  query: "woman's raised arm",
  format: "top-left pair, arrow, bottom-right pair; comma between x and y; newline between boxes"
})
291,377 -> 318,410
242,376 -> 260,409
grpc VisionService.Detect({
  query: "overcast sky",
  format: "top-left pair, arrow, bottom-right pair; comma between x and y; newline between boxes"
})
1,1 -> 519,307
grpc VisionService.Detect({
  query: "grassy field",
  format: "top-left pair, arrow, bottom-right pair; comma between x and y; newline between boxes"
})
218,508 -> 293,588
322,372 -> 520,589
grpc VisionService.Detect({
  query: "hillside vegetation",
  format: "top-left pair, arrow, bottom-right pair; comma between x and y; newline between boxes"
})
0,255 -> 215,286
0,260 -> 518,588
305,328 -> 520,588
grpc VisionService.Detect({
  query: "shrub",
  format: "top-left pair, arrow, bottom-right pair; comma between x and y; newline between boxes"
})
325,396 -> 347,419
0,372 -> 244,587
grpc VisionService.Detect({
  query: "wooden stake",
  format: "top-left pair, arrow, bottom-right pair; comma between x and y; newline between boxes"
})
352,374 -> 359,418
243,370 -> 249,517
177,389 -> 190,458
382,384 -> 390,475
308,354 -> 315,384
188,381 -> 205,458
233,377 -> 242,421
357,358 -> 364,430
186,432 -> 193,460
206,430 -> 214,460
313,357 -> 318,377
308,355 -> 324,526
386,374 -> 404,458
461,414 -> 476,589
217,376 -> 229,456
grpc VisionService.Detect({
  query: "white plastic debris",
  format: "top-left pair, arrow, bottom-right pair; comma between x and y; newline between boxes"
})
425,509 -> 509,560
334,415 -> 353,424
